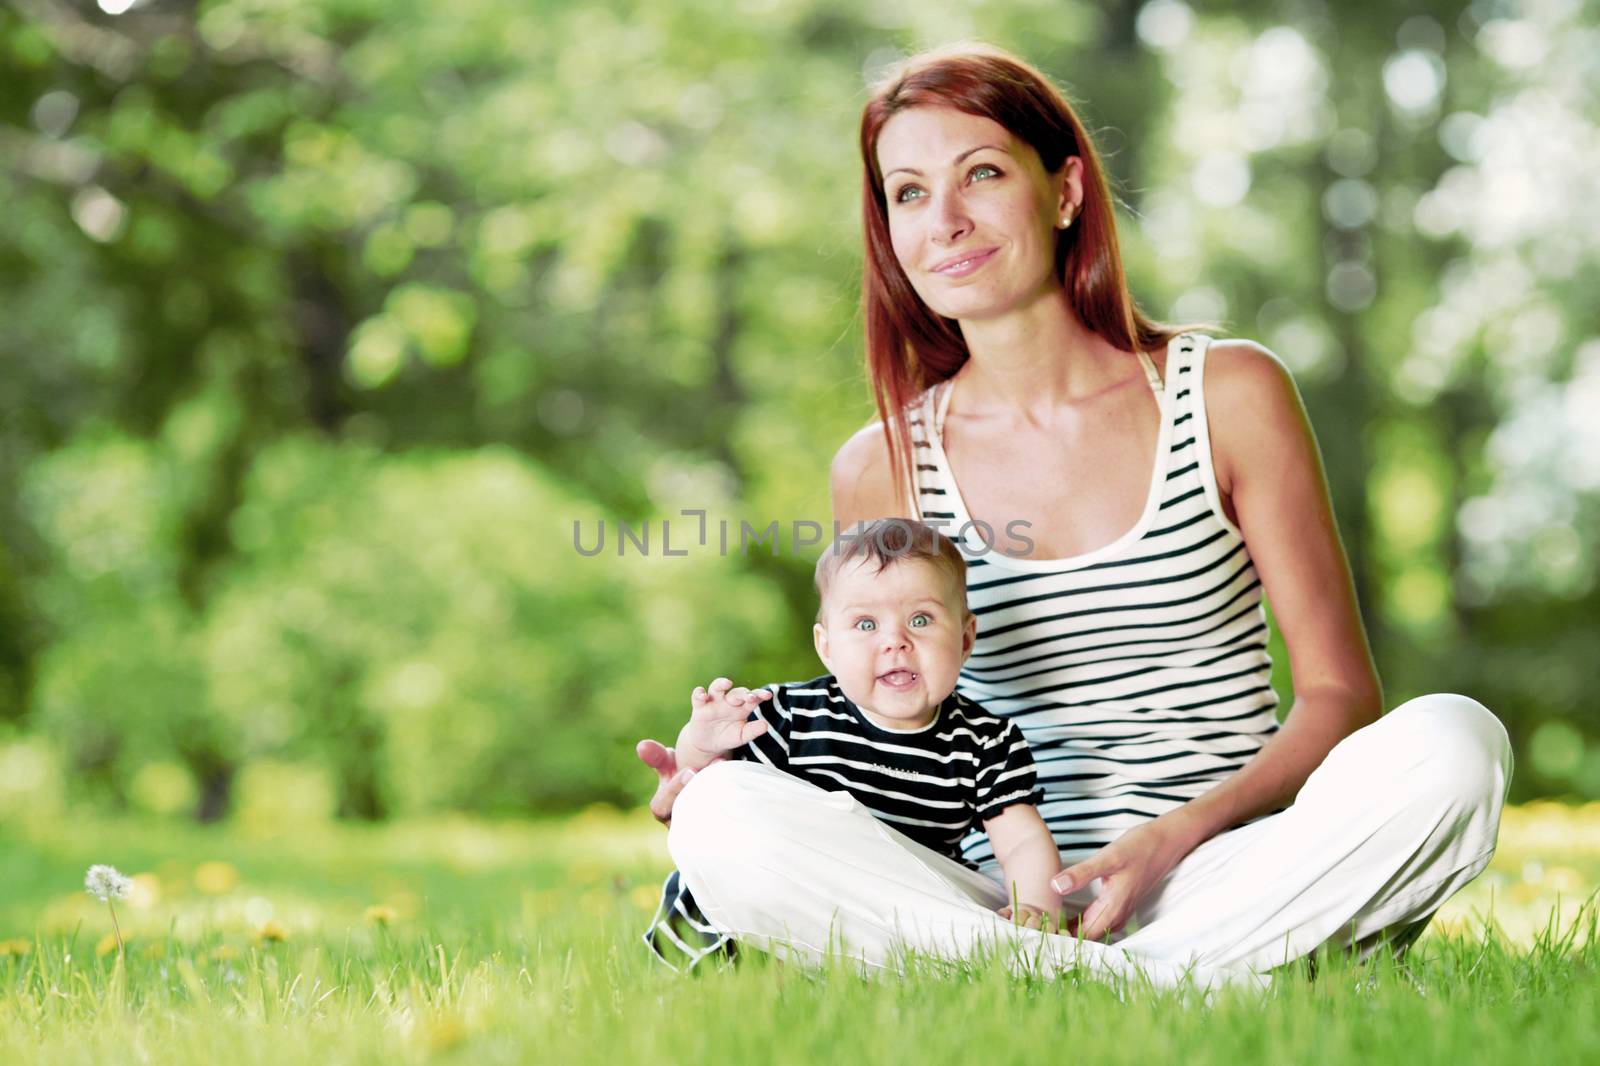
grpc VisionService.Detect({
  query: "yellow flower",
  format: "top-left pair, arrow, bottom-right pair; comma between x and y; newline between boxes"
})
129,873 -> 162,909
95,932 -> 128,957
0,938 -> 32,958
422,1010 -> 469,1054
1544,866 -> 1590,894
194,861 -> 240,895
208,944 -> 239,963
255,921 -> 288,943
364,904 -> 399,927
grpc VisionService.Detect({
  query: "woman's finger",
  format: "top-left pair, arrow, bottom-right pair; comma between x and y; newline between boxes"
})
1051,855 -> 1105,896
649,767 -> 694,825
1074,897 -> 1110,941
636,739 -> 676,779
1074,889 -> 1128,942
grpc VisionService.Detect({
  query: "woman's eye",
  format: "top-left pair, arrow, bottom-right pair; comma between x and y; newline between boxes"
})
892,166 -> 999,204
910,613 -> 931,627
854,618 -> 877,631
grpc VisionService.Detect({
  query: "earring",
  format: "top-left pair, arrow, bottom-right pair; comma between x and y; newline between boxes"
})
1059,212 -> 1074,228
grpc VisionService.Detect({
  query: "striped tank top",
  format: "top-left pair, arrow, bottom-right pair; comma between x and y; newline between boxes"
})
908,332 -> 1280,871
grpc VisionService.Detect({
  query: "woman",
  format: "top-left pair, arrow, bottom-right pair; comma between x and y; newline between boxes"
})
637,43 -> 1511,981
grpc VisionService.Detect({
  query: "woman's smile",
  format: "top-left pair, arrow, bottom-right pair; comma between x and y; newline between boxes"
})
931,247 -> 999,278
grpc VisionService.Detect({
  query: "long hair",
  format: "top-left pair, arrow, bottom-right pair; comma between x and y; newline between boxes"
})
858,42 -> 1207,503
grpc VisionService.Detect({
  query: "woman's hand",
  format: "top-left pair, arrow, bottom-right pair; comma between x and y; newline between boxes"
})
1050,812 -> 1198,941
635,739 -> 701,826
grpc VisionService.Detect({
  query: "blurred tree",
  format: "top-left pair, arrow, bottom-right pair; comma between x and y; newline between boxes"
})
0,0 -> 1594,813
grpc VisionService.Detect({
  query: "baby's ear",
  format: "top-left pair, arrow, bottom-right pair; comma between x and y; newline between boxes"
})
961,611 -> 978,660
813,621 -> 832,669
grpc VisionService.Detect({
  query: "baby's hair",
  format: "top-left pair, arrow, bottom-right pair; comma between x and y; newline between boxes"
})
813,519 -> 969,622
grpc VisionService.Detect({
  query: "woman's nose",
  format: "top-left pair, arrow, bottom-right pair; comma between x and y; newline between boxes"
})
931,191 -> 972,244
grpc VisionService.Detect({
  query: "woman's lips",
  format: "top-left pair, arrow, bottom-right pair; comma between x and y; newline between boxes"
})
932,248 -> 997,278
878,670 -> 919,690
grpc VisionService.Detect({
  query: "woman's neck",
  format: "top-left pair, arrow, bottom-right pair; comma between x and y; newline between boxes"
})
952,287 -> 1125,419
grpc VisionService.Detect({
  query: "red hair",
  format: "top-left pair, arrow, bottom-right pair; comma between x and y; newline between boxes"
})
858,43 -> 1207,502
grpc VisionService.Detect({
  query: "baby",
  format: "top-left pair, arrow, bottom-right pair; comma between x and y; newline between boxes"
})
655,518 -> 1063,960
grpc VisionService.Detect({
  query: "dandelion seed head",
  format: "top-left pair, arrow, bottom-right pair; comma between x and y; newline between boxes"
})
85,864 -> 133,902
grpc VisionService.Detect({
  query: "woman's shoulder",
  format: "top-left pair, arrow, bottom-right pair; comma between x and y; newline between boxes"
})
829,387 -> 939,524
1196,336 -> 1300,414
1193,336 -> 1311,492
829,421 -> 904,525
829,409 -> 898,476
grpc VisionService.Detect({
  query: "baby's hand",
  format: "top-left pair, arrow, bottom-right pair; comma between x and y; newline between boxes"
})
682,677 -> 771,759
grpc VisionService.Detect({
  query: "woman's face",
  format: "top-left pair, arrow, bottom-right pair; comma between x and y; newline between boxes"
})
876,106 -> 1078,322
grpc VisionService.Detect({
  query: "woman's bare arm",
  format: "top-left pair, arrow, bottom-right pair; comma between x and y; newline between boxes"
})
1053,339 -> 1385,938
1159,339 -> 1383,853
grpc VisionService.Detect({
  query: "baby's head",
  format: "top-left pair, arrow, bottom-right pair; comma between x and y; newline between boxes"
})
812,519 -> 977,730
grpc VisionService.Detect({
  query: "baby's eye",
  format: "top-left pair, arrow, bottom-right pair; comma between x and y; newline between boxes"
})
910,613 -> 931,628
853,618 -> 877,631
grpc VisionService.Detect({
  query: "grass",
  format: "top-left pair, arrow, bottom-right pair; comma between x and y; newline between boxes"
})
1,803 -> 1597,1065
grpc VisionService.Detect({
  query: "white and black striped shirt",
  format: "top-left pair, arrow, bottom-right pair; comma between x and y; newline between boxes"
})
910,332 -> 1281,872
732,675 -> 1043,863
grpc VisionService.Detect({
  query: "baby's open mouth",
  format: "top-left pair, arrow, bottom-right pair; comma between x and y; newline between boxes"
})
877,669 -> 919,688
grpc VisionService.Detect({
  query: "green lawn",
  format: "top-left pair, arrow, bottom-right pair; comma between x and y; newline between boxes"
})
2,805 -> 1596,1065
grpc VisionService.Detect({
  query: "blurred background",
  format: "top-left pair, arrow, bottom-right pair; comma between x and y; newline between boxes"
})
1,0 -> 1597,835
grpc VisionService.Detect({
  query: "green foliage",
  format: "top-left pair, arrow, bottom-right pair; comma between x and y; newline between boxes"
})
17,432 -> 793,816
205,438 -> 789,815
1,0 -> 1596,813
20,435 -> 226,809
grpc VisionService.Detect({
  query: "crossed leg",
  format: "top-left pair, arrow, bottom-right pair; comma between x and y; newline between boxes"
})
669,693 -> 1511,986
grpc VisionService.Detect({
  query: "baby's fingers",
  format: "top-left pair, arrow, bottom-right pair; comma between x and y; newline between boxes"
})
738,719 -> 769,745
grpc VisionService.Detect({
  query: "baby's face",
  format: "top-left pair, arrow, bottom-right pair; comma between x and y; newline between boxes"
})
813,557 -> 977,730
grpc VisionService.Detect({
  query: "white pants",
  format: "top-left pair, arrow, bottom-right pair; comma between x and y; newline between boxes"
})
668,693 -> 1513,987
